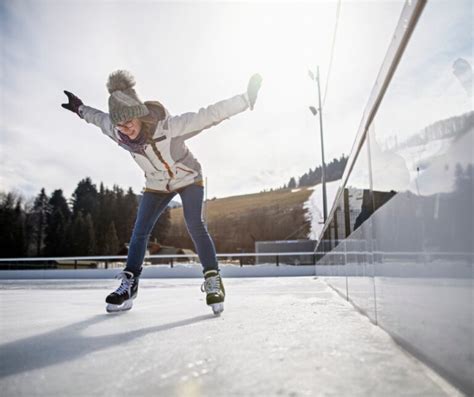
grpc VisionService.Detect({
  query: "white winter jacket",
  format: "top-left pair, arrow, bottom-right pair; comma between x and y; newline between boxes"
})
79,93 -> 250,192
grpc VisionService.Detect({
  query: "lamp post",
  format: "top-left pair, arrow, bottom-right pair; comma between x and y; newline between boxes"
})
308,66 -> 328,223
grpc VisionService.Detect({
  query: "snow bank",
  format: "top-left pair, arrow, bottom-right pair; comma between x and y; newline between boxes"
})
303,180 -> 342,240
0,263 -> 315,280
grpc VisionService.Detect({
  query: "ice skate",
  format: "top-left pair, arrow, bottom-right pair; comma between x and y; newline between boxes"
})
105,271 -> 139,313
201,270 -> 225,315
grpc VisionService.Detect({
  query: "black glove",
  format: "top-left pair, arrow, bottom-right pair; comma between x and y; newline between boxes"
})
247,73 -> 262,110
61,90 -> 84,117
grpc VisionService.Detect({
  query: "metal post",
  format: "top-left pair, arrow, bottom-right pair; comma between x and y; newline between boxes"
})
170,258 -> 174,268
276,255 -> 280,267
316,66 -> 328,223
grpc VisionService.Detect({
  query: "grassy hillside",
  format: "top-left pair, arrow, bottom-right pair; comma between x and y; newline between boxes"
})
163,187 -> 313,253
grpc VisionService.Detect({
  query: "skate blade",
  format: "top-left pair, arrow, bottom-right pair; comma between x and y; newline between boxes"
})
210,303 -> 224,316
106,299 -> 133,313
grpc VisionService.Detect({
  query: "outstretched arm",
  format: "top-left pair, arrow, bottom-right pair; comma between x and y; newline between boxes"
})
61,90 -> 116,141
79,105 -> 116,140
166,93 -> 249,139
166,73 -> 263,139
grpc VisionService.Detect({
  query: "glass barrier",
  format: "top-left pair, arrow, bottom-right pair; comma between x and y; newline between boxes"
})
367,0 -> 473,391
315,0 -> 473,392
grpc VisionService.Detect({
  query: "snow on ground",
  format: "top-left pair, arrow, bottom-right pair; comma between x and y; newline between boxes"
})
0,264 -> 316,280
0,277 -> 458,397
303,180 -> 341,240
395,137 -> 454,178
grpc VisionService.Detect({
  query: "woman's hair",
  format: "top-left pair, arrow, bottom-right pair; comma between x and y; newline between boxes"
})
141,119 -> 156,141
140,101 -> 168,141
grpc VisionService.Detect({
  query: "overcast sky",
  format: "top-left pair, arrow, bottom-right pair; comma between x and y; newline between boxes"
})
1,0 -> 413,200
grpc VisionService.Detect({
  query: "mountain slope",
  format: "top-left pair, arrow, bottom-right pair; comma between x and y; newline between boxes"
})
163,188 -> 314,253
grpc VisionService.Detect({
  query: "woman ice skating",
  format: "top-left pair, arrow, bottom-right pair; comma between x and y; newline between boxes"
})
61,70 -> 262,314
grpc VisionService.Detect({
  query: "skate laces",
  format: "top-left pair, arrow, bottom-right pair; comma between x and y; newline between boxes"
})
201,275 -> 221,294
114,272 -> 134,295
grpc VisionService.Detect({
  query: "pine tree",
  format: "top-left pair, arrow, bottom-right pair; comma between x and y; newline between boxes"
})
299,173 -> 310,187
69,212 -> 85,256
49,189 -> 71,218
103,221 -> 120,255
112,185 -> 127,244
0,193 -> 14,257
22,198 -> 36,256
122,187 -> 138,244
288,177 -> 297,189
69,212 -> 96,255
95,184 -> 113,254
72,178 -> 98,218
13,199 -> 27,256
45,190 -> 71,256
31,188 -> 50,256
0,193 -> 27,257
63,219 -> 74,256
45,210 -> 67,256
84,213 -> 96,255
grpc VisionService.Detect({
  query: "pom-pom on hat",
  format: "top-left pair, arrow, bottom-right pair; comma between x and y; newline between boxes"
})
106,70 -> 150,126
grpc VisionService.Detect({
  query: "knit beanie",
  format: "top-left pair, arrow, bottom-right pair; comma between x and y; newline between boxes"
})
106,70 -> 150,126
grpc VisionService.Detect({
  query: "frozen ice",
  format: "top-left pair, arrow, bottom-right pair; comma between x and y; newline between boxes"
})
0,277 -> 460,396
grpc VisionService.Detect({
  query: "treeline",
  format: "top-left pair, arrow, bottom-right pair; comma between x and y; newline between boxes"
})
383,110 -> 473,151
0,177 -> 170,258
284,155 -> 348,189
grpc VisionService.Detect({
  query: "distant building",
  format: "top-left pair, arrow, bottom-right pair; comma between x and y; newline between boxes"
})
151,246 -> 196,264
118,241 -> 196,264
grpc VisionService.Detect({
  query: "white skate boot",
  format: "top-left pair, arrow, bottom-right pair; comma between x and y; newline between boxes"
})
105,271 -> 139,313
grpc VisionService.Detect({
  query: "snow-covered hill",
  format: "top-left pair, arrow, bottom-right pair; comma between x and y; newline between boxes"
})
303,180 -> 342,240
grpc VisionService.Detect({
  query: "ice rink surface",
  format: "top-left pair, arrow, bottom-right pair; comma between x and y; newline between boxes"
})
0,277 -> 461,396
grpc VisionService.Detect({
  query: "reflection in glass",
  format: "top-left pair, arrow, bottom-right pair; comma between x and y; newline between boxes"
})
453,58 -> 472,97
316,0 -> 473,391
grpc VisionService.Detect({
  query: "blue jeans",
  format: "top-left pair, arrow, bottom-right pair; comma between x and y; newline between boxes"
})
124,183 -> 218,277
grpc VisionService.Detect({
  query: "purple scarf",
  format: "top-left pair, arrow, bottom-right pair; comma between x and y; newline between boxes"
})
117,130 -> 148,154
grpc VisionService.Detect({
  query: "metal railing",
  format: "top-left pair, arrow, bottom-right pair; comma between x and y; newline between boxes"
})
0,252 -> 317,270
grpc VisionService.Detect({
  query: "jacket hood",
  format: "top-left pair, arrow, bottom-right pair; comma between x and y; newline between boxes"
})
140,101 -> 169,124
